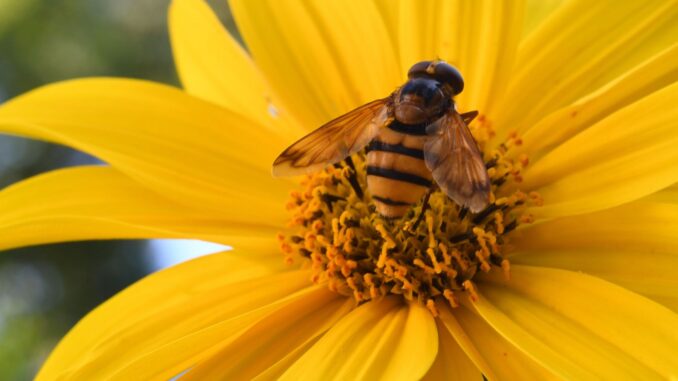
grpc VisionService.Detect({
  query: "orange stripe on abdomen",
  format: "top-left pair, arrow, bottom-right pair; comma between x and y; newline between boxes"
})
366,150 -> 431,217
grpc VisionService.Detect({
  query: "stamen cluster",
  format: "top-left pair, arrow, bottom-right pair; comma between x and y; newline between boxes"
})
279,125 -> 541,315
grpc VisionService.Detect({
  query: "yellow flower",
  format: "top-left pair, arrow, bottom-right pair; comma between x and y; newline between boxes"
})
1,0 -> 677,379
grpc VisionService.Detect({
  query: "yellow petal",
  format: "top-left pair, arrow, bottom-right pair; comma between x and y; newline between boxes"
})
522,82 -> 678,218
520,43 -> 678,159
169,0 -> 267,117
0,78 -> 295,213
644,183 -> 678,204
397,0 -> 524,115
0,166 -> 279,251
512,197 -> 678,254
512,250 -> 678,312
512,191 -> 678,310
522,0 -> 564,38
373,0 -> 401,62
422,320 -> 482,381
109,285 -> 335,381
280,299 -> 438,381
182,289 -> 353,380
168,0 -> 305,141
436,303 -> 497,379
444,303 -> 555,380
474,266 -> 678,379
229,0 -> 400,128
36,251 -> 309,380
496,0 -> 678,135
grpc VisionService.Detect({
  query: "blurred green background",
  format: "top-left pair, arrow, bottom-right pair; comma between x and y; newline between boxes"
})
0,0 -> 232,379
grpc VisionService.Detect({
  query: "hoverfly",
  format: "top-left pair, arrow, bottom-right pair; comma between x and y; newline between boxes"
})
272,60 -> 490,218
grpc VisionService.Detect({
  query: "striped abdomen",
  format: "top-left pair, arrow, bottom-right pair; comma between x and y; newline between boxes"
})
366,120 -> 432,217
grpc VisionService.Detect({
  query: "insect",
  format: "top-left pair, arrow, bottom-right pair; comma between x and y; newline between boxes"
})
272,60 -> 490,218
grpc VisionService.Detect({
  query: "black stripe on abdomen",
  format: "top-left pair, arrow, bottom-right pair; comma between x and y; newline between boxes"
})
387,120 -> 428,136
372,195 -> 410,206
367,166 -> 431,187
366,140 -> 424,160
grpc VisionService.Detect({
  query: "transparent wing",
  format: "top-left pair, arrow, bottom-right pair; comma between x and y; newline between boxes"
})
424,111 -> 490,212
272,98 -> 390,177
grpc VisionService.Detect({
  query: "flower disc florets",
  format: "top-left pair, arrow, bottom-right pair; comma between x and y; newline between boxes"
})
279,119 -> 541,315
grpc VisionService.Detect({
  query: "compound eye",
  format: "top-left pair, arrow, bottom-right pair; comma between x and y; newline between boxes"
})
407,60 -> 433,78
434,63 -> 464,95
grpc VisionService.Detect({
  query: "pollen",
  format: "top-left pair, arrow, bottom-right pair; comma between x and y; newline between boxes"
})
279,123 -> 540,309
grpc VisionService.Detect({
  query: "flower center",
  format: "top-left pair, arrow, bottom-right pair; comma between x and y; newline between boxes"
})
278,117 -> 541,315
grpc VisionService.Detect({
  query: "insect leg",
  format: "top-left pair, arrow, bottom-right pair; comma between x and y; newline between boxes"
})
343,156 -> 364,199
410,188 -> 433,231
458,206 -> 469,220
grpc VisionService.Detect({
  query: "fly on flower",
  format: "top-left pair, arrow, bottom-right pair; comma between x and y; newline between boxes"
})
272,60 -> 490,218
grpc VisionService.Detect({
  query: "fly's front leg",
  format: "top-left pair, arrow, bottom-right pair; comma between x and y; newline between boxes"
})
409,187 -> 433,232
342,156 -> 363,199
